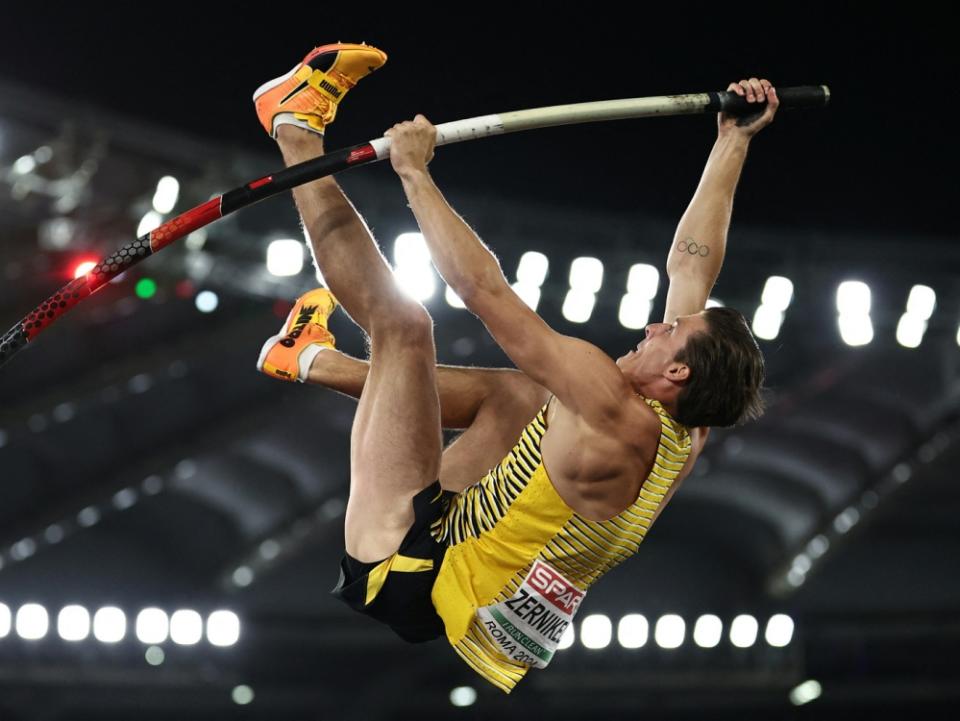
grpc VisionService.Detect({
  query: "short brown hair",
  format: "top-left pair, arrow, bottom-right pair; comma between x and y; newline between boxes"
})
672,307 -> 766,428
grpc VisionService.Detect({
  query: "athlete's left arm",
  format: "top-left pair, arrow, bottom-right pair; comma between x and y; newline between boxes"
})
663,77 -> 779,323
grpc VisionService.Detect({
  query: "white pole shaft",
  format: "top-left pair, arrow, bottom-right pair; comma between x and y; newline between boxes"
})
369,93 -> 713,159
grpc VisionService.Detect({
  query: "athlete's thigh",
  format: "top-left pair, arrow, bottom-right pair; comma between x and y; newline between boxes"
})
345,321 -> 442,561
439,372 -> 550,492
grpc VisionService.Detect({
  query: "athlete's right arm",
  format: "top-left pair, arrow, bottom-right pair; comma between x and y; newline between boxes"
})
663,78 -> 778,323
388,116 -> 634,429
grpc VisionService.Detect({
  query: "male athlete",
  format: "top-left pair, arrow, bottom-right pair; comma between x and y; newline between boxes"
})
254,43 -> 775,691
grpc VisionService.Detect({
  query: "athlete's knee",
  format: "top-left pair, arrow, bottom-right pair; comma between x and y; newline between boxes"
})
371,299 -> 434,341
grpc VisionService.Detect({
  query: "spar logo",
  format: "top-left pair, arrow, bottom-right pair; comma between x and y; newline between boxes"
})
527,560 -> 584,614
280,305 -> 317,348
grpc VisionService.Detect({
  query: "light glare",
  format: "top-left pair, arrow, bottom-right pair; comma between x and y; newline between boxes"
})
896,314 -> 926,349
569,257 -> 604,292
765,614 -> 795,647
580,614 -> 612,649
170,610 -> 203,646
449,686 -> 477,707
619,294 -> 652,329
57,605 -> 91,642
136,608 -> 169,644
906,285 -> 936,319
393,232 -> 431,267
445,285 -> 466,309
729,614 -> 759,648
512,282 -> 541,311
838,314 -> 873,346
789,680 -> 822,706
562,289 -> 596,323
617,614 -> 648,649
516,252 -> 549,286
152,176 -> 180,214
752,304 -> 784,340
73,261 -> 97,279
761,276 -> 794,311
195,290 -> 219,313
654,614 -> 685,649
93,607 -> 127,643
137,211 -> 164,237
266,239 -> 304,277
692,614 -> 722,648
0,604 -> 10,638
16,604 -> 49,640
836,281 -> 871,315
395,265 -> 436,301
626,264 -> 659,298
207,610 -> 241,647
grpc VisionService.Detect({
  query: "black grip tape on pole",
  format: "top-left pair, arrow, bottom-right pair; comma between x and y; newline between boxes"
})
706,85 -> 830,115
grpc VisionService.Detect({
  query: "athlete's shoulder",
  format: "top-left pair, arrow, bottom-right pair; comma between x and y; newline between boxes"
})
613,394 -> 665,450
691,425 -> 711,450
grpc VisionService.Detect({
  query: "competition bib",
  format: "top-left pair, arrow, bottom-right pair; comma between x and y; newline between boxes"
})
476,559 -> 586,669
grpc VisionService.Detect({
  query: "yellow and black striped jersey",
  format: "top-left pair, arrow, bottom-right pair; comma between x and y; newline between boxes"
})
430,396 -> 693,692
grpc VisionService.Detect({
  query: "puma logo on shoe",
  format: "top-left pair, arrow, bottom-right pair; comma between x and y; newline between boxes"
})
318,79 -> 342,98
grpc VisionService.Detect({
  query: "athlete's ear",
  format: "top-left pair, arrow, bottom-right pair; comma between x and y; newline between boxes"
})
664,362 -> 690,383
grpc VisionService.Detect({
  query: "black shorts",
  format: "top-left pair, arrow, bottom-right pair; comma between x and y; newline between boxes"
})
330,481 -> 453,643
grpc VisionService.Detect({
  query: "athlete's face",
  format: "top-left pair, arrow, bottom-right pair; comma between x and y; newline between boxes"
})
616,312 -> 710,380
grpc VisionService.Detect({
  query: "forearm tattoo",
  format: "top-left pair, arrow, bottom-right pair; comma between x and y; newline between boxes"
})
675,237 -> 710,257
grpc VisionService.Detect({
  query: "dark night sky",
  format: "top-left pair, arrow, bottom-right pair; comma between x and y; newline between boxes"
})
0,6 -> 953,237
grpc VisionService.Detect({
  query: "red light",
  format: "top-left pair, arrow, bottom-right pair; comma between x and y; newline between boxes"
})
175,280 -> 195,299
272,299 -> 294,319
73,260 -> 98,279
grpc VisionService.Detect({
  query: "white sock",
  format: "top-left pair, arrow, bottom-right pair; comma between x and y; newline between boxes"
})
296,344 -> 333,382
272,112 -> 324,139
